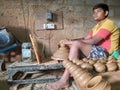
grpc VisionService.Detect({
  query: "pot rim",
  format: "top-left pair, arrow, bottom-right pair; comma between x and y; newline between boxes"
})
85,75 -> 102,89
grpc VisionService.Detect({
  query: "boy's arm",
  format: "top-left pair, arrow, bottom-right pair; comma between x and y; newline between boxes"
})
81,35 -> 103,44
71,35 -> 92,41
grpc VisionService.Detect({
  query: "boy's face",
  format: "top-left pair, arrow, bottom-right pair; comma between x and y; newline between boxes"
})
93,8 -> 108,22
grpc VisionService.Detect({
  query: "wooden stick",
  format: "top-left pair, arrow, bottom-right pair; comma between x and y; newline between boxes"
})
29,34 -> 42,64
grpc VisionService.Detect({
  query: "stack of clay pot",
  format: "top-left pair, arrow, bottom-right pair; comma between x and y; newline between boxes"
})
63,59 -> 93,87
71,56 -> 120,73
72,58 -> 95,71
63,59 -> 111,90
95,56 -> 118,72
51,43 -> 69,60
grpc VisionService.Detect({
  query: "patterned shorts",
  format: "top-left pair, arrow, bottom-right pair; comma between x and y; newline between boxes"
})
88,45 -> 109,59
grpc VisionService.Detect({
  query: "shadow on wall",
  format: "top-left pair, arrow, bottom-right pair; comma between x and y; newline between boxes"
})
38,42 -> 53,60
6,26 -> 31,43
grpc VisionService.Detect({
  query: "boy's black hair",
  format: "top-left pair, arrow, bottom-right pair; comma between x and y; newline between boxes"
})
93,3 -> 109,12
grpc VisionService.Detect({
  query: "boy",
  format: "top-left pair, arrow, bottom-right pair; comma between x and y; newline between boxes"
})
47,3 -> 120,90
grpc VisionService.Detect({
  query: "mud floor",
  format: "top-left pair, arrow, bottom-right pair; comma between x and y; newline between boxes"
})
1,63 -> 120,90
0,70 -> 79,90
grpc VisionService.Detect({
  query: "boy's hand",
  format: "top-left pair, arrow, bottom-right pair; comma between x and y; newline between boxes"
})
59,39 -> 71,44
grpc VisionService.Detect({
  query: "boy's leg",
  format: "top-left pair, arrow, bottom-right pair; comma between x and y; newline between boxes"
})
47,41 -> 92,90
68,41 -> 92,60
47,69 -> 70,90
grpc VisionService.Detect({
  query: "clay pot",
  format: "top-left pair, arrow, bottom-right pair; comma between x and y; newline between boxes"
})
77,60 -> 84,65
72,59 -> 84,65
63,59 -> 74,70
73,68 -> 86,79
100,57 -> 107,60
108,56 -> 115,61
94,62 -> 106,73
81,62 -> 93,70
72,58 -> 79,64
99,58 -> 107,64
51,43 -> 69,60
100,59 -> 107,64
86,75 -> 111,90
108,58 -> 116,63
117,62 -> 120,70
106,61 -> 118,72
77,72 -> 93,87
88,60 -> 96,65
92,57 -> 98,62
63,60 -> 74,69
68,64 -> 79,72
63,60 -> 71,66
117,59 -> 120,70
103,82 -> 111,90
117,59 -> 120,63
82,58 -> 89,62
63,60 -> 81,73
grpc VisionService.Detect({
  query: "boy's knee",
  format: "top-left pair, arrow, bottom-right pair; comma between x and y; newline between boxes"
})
73,41 -> 82,47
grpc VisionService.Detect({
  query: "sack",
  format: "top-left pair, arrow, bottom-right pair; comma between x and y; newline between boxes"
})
0,27 -> 14,48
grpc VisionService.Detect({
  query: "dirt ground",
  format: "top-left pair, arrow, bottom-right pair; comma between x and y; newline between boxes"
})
1,60 -> 120,90
0,70 -> 79,90
0,55 -> 80,90
1,70 -> 120,90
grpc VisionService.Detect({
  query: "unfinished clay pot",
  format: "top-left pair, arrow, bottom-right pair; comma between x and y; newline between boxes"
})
86,75 -> 111,90
51,43 -> 69,60
106,61 -> 118,72
94,62 -> 106,73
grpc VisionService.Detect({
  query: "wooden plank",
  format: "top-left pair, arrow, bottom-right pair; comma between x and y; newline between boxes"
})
29,34 -> 41,64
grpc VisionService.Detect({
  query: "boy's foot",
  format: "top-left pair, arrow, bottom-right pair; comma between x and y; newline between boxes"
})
46,80 -> 69,90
